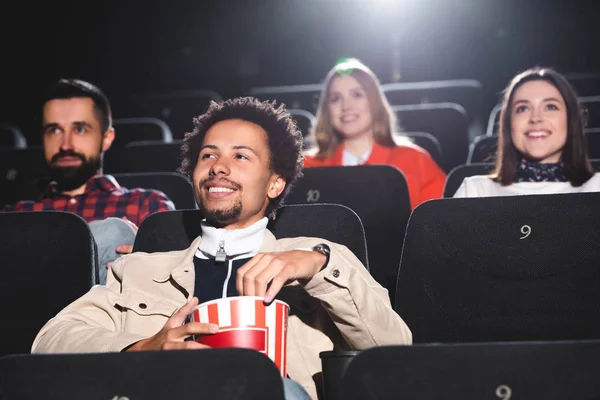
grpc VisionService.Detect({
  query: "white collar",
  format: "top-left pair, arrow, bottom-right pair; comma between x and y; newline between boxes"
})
342,146 -> 372,166
195,217 -> 268,260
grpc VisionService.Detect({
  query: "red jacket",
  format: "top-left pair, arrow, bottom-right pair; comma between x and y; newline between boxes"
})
304,143 -> 446,210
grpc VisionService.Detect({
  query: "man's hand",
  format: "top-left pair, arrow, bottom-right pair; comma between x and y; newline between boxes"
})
115,244 -> 134,255
121,217 -> 139,233
117,217 -> 139,255
126,297 -> 218,351
236,250 -> 326,303
106,218 -> 139,269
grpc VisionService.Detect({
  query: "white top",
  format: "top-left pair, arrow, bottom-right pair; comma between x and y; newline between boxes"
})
342,147 -> 372,166
453,173 -> 600,198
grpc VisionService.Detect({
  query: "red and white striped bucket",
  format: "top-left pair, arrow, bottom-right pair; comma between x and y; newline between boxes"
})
189,296 -> 290,376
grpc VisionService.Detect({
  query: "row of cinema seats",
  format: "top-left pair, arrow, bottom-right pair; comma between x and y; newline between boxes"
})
122,73 -> 600,141
8,97 -> 600,175
0,167 -> 197,211
4,191 -> 600,398
0,141 -> 188,205
131,192 -> 600,346
134,192 -> 600,346
3,341 -> 600,399
0,204 -> 367,358
5,74 -> 600,171
6,157 -> 600,303
0,161 -> 408,301
120,77 -> 600,170
5,191 -> 600,353
8,102 -> 600,185
109,79 -> 486,170
0,111 -> 313,150
0,117 -> 175,150
0,108 -> 454,169
0,79 -> 488,172
136,84 -> 600,172
247,83 -> 476,171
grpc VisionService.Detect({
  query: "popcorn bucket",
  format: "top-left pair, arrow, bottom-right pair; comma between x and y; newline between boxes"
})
189,296 -> 289,376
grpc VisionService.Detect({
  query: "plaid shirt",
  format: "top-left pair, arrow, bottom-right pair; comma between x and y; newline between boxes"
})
2,175 -> 175,226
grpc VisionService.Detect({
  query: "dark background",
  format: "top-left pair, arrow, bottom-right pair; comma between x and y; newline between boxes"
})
2,0 -> 599,144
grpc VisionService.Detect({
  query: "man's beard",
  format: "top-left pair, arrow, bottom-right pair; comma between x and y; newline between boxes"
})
48,150 -> 101,191
197,178 -> 243,227
199,197 -> 243,227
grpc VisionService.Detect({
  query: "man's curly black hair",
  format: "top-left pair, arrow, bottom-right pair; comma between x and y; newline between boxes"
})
179,97 -> 304,219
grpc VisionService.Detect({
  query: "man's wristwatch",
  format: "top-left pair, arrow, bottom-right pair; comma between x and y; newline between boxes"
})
312,243 -> 331,271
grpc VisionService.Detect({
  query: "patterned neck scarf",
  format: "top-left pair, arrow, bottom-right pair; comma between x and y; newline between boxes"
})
516,161 -> 567,182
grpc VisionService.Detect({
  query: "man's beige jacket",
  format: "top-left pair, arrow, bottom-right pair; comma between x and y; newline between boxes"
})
32,230 -> 412,399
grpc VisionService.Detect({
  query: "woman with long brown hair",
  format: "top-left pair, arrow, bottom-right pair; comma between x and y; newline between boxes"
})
454,67 -> 600,197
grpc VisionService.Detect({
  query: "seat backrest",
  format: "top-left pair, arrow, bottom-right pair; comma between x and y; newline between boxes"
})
565,72 -> 600,96
585,130 -> 600,159
0,147 -> 48,182
247,84 -> 323,114
123,90 -> 223,140
382,79 -> 483,122
285,165 -> 410,299
391,103 -> 470,171
0,349 -> 285,400
339,341 -> 600,400
443,163 -> 495,197
0,211 -> 97,356
288,109 -> 316,148
112,117 -> 173,147
19,172 -> 197,210
134,204 -> 368,268
581,96 -> 600,129
399,131 -> 443,166
0,147 -> 47,207
110,172 -> 196,210
0,123 -> 27,149
104,140 -> 183,174
396,193 -> 600,343
485,103 -> 502,136
467,134 -> 497,164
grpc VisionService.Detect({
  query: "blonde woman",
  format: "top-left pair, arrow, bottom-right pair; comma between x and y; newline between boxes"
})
304,58 -> 446,209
